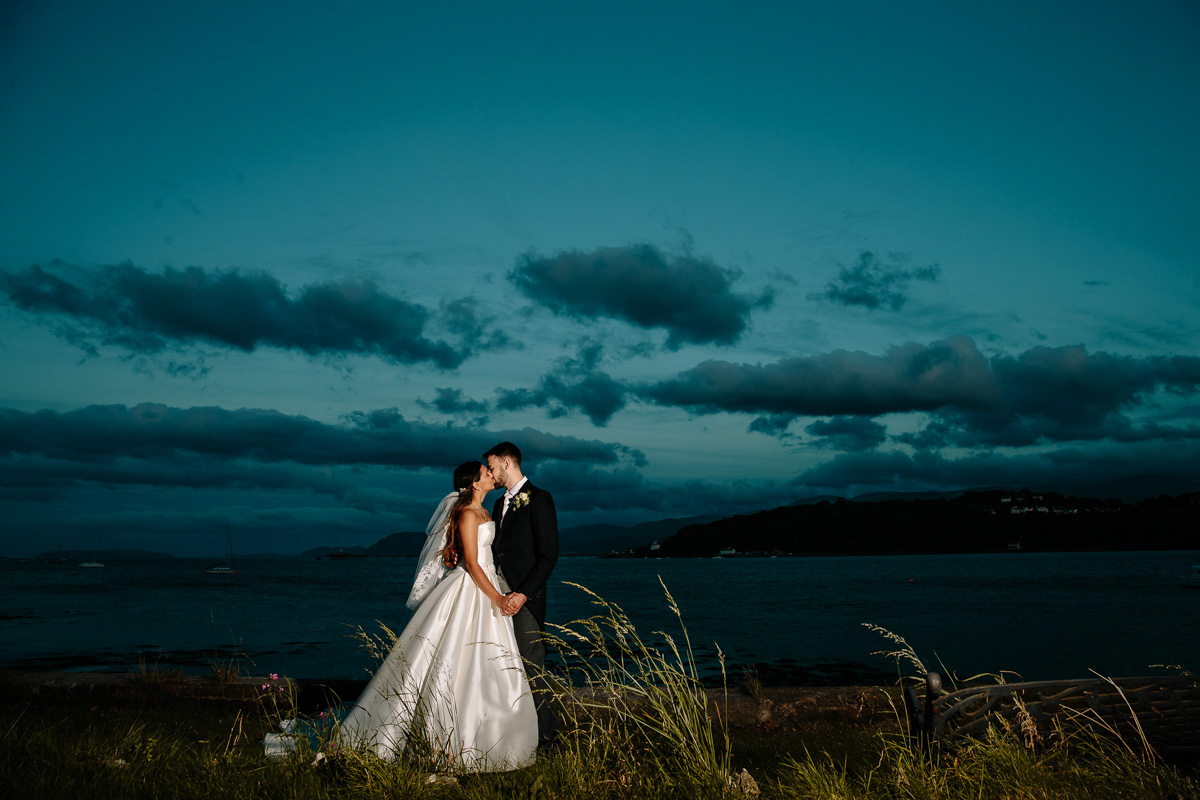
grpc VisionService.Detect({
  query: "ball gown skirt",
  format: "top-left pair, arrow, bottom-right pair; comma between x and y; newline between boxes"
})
337,521 -> 537,772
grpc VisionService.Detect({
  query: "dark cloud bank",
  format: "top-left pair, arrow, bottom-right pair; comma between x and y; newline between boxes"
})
0,403 -> 635,478
494,335 -> 1200,449
0,261 -> 494,368
510,244 -> 772,348
0,403 -> 772,551
482,335 -> 1200,495
646,337 -> 1200,449
1,246 -> 767,370
0,403 -> 647,532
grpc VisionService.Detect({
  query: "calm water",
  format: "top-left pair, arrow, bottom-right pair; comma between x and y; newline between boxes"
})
2,551 -> 1197,686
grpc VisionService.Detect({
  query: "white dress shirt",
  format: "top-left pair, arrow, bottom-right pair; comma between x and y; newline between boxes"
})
502,476 -> 529,519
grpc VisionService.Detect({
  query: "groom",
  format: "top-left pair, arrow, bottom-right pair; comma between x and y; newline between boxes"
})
484,441 -> 559,749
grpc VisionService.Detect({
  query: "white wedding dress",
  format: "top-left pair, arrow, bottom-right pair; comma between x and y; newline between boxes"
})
337,520 -> 538,771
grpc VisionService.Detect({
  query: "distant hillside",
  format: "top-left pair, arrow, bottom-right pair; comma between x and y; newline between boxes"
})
299,545 -> 370,559
299,532 -> 427,559
787,476 -> 1200,508
235,552 -> 300,559
787,494 -> 846,506
1063,474 -> 1200,504
848,489 -> 975,503
295,479 -> 1200,560
35,549 -> 175,560
368,531 -> 426,556
646,489 -> 1200,557
561,514 -> 725,554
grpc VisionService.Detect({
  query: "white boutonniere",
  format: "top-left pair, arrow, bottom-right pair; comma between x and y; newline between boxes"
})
510,491 -> 531,510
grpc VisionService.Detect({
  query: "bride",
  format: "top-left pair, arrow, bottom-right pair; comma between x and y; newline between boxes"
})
338,461 -> 538,771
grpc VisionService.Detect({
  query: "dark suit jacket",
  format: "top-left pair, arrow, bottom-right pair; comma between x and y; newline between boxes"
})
491,481 -> 558,625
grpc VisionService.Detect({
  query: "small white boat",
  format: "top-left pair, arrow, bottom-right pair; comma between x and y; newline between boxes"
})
1181,565 -> 1200,590
79,561 -> 105,568
205,524 -> 237,575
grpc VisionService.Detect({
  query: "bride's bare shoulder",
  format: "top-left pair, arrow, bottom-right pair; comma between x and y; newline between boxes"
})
456,506 -> 490,526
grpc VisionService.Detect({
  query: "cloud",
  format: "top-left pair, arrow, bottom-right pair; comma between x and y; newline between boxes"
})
748,414 -> 798,437
509,244 -> 772,348
495,341 -> 630,425
0,451 -> 353,500
0,261 -> 468,368
804,415 -> 888,451
530,461 -> 797,520
497,373 -> 628,426
0,403 -> 638,481
422,387 -> 489,417
642,336 -> 995,417
0,403 -> 660,550
642,337 -> 1200,447
792,440 -> 1200,497
749,413 -> 890,449
0,401 -> 656,555
923,345 -> 1200,447
812,251 -> 940,311
437,295 -> 516,354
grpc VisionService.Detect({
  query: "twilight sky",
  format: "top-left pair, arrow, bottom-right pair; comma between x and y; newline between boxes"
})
2,1 -> 1198,557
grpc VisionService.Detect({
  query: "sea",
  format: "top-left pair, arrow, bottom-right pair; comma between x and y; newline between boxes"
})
2,551 -> 1197,687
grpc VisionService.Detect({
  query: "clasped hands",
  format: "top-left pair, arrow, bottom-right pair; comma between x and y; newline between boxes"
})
499,591 -> 526,616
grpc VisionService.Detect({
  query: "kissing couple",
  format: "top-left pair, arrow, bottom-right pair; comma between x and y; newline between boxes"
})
338,441 -> 559,772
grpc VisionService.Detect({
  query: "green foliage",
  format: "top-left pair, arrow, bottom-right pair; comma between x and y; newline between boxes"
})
742,666 -> 763,702
131,652 -> 186,696
207,651 -> 245,684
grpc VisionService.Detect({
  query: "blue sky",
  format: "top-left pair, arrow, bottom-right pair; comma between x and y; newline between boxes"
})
2,1 -> 1198,556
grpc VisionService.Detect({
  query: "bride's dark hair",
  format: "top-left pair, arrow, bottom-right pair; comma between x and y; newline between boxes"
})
441,460 -> 483,567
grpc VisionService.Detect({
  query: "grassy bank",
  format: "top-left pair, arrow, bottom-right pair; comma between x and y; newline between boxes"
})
5,584 -> 1197,799
4,680 -> 1195,799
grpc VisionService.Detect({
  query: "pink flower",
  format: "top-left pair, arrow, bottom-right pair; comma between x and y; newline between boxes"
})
269,673 -> 279,681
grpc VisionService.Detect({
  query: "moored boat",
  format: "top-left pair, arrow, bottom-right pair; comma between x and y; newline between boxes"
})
205,524 -> 237,575
81,536 -> 104,567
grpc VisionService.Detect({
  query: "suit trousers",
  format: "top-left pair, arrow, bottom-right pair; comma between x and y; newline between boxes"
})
498,569 -> 557,743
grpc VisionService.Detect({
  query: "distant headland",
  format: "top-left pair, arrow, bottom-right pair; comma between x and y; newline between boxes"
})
24,485 -> 1198,562
626,488 -> 1199,558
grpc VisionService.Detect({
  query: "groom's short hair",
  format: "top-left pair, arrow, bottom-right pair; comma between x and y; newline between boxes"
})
484,441 -> 522,467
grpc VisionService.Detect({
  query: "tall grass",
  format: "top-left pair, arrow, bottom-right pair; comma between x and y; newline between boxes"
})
541,579 -> 734,796
775,719 -> 1198,800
